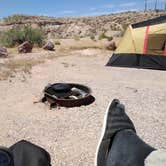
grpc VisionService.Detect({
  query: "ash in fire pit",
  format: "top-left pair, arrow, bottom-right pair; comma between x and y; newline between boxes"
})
41,83 -> 95,108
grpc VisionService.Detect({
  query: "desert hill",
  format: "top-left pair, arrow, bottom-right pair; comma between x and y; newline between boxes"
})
0,10 -> 166,39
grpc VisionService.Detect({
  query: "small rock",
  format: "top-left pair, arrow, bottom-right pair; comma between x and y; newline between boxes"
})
0,47 -> 8,57
43,41 -> 55,51
18,41 -> 33,53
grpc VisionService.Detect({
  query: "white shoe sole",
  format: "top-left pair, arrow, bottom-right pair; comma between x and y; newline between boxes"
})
95,101 -> 113,166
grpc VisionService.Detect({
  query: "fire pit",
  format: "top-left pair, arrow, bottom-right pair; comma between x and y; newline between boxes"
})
41,83 -> 95,108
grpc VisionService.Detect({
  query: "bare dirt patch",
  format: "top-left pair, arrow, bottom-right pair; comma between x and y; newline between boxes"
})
0,49 -> 166,165
0,49 -> 73,80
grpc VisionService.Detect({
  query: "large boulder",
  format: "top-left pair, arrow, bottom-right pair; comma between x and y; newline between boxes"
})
0,47 -> 8,57
43,41 -> 54,51
18,41 -> 33,53
105,41 -> 117,51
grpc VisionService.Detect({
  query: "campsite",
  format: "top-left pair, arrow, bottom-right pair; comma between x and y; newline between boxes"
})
0,5 -> 166,166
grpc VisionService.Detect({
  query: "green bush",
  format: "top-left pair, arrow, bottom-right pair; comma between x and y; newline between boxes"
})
98,33 -> 113,41
3,14 -> 24,24
0,25 -> 45,47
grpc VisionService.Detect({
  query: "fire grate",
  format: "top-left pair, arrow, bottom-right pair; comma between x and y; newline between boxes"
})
40,83 -> 95,109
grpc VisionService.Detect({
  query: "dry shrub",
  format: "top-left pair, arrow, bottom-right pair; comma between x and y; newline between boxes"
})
0,25 -> 45,47
98,33 -> 113,41
54,40 -> 61,45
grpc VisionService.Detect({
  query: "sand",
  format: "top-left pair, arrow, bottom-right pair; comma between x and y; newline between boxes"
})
0,49 -> 166,165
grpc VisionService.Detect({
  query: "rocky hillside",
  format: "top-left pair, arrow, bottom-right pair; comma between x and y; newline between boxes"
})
0,10 -> 166,39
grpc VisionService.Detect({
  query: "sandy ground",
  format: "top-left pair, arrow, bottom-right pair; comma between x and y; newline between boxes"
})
0,49 -> 166,165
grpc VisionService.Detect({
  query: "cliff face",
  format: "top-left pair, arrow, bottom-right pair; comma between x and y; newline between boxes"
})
0,11 -> 166,39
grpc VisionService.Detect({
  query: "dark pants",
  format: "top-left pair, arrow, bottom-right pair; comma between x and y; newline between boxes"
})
106,130 -> 155,166
0,140 -> 51,166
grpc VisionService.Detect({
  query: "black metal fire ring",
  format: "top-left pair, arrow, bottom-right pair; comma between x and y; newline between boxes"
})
43,83 -> 95,108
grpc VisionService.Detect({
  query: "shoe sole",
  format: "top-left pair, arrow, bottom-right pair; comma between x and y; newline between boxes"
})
95,101 -> 115,166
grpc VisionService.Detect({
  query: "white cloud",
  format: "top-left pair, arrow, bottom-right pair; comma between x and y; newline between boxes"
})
120,2 -> 137,7
102,4 -> 114,9
89,7 -> 96,11
58,10 -> 77,15
113,8 -> 139,13
81,11 -> 112,16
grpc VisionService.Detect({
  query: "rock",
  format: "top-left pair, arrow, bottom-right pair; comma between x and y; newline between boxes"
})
105,41 -> 117,51
18,41 -> 33,53
43,41 -> 55,51
0,47 -> 8,57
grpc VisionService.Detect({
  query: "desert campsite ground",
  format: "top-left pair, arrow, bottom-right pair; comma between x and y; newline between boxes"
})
0,48 -> 166,165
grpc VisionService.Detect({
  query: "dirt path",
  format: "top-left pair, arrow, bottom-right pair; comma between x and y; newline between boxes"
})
0,49 -> 166,165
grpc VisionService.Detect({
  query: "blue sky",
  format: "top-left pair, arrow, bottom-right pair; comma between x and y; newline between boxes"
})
0,0 -> 165,18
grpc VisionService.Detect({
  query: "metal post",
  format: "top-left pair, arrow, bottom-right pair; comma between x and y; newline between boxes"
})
145,0 -> 148,11
155,0 -> 158,11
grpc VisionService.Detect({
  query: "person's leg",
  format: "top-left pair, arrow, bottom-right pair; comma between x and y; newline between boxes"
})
96,99 -> 155,166
0,140 -> 51,166
9,140 -> 51,166
106,129 -> 155,166
0,148 -> 13,166
96,99 -> 136,166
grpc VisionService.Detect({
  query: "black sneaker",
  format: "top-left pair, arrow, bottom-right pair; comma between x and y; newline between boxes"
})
95,99 -> 136,166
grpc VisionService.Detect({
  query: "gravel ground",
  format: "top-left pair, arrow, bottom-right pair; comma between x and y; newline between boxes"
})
0,49 -> 166,165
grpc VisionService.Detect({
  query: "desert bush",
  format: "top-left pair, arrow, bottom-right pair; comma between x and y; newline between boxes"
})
121,24 -> 128,35
98,33 -> 113,41
90,35 -> 96,41
122,24 -> 128,31
0,25 -> 45,47
90,35 -> 95,40
54,40 -> 61,45
0,31 -> 3,46
105,41 -> 117,51
3,14 -> 24,24
73,35 -> 80,41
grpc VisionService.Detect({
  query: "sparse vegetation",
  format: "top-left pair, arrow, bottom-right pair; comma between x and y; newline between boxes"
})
54,40 -> 61,45
98,33 -> 113,41
0,58 -> 41,80
0,52 -> 65,80
90,35 -> 96,41
69,45 -> 102,50
0,25 -> 45,47
73,36 -> 80,41
121,24 -> 128,35
3,14 -> 24,24
0,31 -> 3,47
